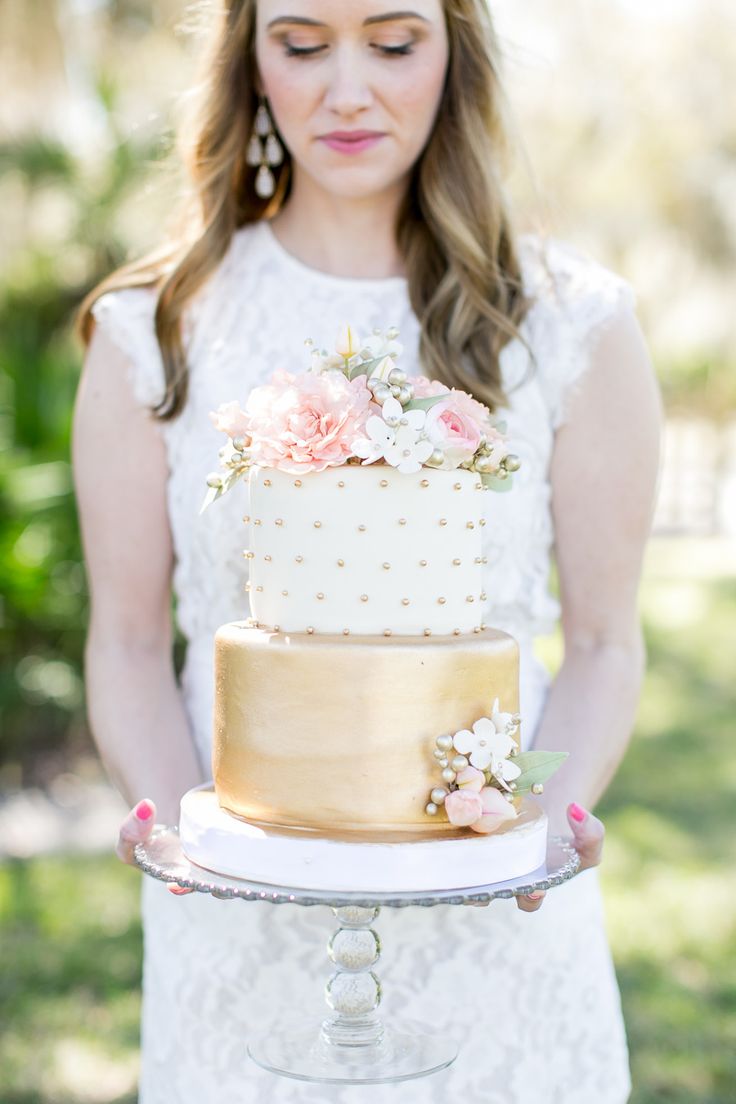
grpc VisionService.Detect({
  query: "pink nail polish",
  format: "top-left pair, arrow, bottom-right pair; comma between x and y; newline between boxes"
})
569,802 -> 586,823
526,892 -> 544,901
135,800 -> 153,821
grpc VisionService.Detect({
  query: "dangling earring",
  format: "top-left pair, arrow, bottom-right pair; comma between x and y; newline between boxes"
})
247,96 -> 283,199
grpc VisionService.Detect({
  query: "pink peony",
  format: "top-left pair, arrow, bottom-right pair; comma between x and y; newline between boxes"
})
446,387 -> 493,429
209,400 -> 251,440
444,789 -> 484,827
455,766 -> 485,792
245,370 -> 373,474
424,398 -> 483,469
412,375 -> 450,398
469,787 -> 518,835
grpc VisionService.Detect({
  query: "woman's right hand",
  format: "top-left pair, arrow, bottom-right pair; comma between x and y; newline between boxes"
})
116,799 -> 192,895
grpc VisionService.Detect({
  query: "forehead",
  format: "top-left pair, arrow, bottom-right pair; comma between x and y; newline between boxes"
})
256,0 -> 445,29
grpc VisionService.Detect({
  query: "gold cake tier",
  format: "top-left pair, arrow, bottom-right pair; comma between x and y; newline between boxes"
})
213,622 -> 520,834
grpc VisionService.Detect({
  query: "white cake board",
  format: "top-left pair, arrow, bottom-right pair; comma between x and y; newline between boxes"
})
179,782 -> 549,893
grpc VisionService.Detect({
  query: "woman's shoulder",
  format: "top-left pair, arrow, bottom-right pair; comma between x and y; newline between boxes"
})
517,231 -> 637,325
514,232 -> 640,428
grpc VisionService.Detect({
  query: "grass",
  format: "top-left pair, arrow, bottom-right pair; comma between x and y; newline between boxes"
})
1,537 -> 734,1103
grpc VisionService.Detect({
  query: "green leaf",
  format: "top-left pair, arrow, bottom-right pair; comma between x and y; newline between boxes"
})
199,484 -> 223,514
348,356 -> 384,381
404,394 -> 448,412
512,751 -> 569,792
199,468 -> 245,514
481,472 -> 514,492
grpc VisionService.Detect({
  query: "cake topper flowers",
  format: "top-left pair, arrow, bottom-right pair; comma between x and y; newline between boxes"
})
202,325 -> 520,511
426,702 -> 568,834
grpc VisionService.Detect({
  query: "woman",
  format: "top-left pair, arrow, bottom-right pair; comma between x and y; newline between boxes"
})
73,1 -> 661,1100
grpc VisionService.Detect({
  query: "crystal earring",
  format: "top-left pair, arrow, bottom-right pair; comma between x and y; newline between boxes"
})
246,96 -> 284,199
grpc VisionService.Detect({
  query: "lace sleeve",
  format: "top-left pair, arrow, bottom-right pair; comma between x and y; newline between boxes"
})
524,237 -> 638,430
90,287 -> 166,409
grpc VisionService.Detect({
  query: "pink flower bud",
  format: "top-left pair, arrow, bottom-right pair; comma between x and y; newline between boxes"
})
455,766 -> 485,792
469,787 -> 518,835
444,789 -> 484,827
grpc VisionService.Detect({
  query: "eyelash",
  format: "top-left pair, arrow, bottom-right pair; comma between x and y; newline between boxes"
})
284,43 -> 414,59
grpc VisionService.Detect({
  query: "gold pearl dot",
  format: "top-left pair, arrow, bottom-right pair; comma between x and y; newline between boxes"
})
254,519 -> 262,526
360,594 -> 369,602
452,558 -> 461,566
242,515 -> 251,523
382,562 -> 391,570
380,479 -> 388,487
482,557 -> 488,564
474,557 -> 482,565
419,559 -> 428,567
466,595 -> 475,602
480,592 -> 487,601
243,550 -> 254,559
454,482 -> 462,490
481,622 -> 488,630
255,585 -> 263,592
294,479 -> 302,487
273,624 -> 280,631
314,520 -> 322,528
479,518 -> 486,527
264,554 -> 272,562
295,555 -> 303,563
337,559 -> 345,567
358,524 -> 366,532
275,518 -> 284,526
420,479 -> 429,488
466,521 -> 475,529
337,480 -> 345,488
384,629 -> 392,637
439,518 -> 447,526
398,518 -> 407,526
343,628 -> 350,636
245,582 -> 251,590
475,482 -> 482,490
438,597 -> 446,605
424,629 -> 432,636
401,598 -> 410,606
453,628 -> 461,636
473,625 -> 481,633
316,592 -> 324,600
281,589 -> 288,597
306,626 -> 315,634
263,479 -> 272,487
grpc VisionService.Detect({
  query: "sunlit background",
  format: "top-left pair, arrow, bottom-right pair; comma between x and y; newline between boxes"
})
1,1 -> 734,1100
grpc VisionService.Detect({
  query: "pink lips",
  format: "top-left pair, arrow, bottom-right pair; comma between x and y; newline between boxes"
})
319,130 -> 385,154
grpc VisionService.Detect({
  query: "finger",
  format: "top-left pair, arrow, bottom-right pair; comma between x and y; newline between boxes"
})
567,803 -> 605,871
168,884 -> 194,895
516,890 -> 546,913
116,799 -> 157,865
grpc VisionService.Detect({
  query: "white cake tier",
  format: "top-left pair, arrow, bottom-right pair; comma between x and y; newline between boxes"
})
245,465 -> 486,635
179,784 -> 548,893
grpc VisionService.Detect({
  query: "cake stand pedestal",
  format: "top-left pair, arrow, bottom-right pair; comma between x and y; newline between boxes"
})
135,828 -> 579,1085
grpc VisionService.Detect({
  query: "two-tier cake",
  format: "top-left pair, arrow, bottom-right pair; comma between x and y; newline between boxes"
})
178,327 -> 566,891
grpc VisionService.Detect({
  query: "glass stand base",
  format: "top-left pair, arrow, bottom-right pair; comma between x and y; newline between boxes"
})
248,1023 -> 459,1085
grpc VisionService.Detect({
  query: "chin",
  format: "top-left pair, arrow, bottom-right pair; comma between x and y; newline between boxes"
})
300,158 -> 412,202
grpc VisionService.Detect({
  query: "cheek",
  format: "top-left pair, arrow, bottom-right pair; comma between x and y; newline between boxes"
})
386,54 -> 448,135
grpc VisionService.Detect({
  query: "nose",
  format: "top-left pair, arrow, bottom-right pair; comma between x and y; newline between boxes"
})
323,46 -> 373,117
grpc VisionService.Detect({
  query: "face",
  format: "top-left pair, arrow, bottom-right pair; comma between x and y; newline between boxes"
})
255,1 -> 449,201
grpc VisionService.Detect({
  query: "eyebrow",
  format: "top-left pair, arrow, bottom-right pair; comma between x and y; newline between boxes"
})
267,11 -> 430,29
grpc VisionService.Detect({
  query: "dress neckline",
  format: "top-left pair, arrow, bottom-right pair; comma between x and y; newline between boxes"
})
257,219 -> 410,291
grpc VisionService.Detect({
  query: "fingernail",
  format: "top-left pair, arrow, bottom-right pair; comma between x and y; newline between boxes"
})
135,800 -> 153,821
526,892 -> 544,901
569,802 -> 587,823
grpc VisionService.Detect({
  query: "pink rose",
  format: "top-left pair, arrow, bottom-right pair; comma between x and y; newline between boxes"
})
444,789 -> 484,827
412,375 -> 450,398
424,398 -> 483,469
455,766 -> 485,792
209,400 -> 251,440
447,387 -> 492,429
469,787 -> 518,835
245,370 -> 373,474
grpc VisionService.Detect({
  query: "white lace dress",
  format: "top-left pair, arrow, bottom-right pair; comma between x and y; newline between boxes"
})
93,220 -> 635,1103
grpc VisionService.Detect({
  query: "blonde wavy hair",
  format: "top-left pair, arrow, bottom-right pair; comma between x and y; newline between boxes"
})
78,0 -> 533,419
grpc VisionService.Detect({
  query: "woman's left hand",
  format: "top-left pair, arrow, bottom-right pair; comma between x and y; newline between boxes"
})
515,802 -> 605,913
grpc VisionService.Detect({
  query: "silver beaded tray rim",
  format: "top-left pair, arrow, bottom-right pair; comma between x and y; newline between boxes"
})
134,827 -> 580,908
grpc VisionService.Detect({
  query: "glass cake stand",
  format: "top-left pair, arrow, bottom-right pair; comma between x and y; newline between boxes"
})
134,827 -> 579,1085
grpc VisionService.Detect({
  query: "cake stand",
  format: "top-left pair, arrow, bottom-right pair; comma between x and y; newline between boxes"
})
134,827 -> 579,1085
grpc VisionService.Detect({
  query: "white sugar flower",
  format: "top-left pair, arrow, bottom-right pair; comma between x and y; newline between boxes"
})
351,397 -> 432,473
452,703 -> 521,788
351,415 -> 396,464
